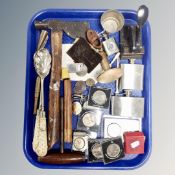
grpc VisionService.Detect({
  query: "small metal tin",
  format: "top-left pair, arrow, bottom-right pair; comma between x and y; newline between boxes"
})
88,139 -> 103,163
111,96 -> 144,118
120,64 -> 144,91
102,37 -> 119,56
72,101 -> 82,115
88,86 -> 111,109
101,10 -> 124,33
72,131 -> 88,152
103,115 -> 142,138
101,137 -> 125,164
74,81 -> 86,95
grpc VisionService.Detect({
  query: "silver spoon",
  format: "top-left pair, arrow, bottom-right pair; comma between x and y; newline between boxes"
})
137,5 -> 149,47
32,48 -> 51,157
137,5 -> 149,28
34,48 -> 51,111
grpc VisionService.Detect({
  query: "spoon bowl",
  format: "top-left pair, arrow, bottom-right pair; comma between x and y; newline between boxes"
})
137,5 -> 149,27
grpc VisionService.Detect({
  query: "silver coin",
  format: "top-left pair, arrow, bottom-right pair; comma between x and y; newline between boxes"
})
74,81 -> 86,94
106,143 -> 120,158
86,78 -> 95,87
72,101 -> 82,115
91,143 -> 103,159
73,137 -> 85,150
92,90 -> 107,105
82,112 -> 96,127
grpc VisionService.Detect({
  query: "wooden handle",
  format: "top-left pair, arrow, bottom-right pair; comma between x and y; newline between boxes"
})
38,152 -> 85,164
33,76 -> 40,114
64,79 -> 72,143
48,31 -> 62,150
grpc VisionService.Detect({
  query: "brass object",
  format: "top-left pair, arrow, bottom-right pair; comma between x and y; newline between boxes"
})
86,78 -> 95,87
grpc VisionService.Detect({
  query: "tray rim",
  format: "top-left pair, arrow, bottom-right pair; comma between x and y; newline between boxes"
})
23,8 -> 152,170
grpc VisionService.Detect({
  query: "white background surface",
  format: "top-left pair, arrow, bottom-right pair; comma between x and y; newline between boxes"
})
0,0 -> 175,174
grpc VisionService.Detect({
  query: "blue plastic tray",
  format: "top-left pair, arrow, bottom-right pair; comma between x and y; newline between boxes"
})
23,9 -> 152,170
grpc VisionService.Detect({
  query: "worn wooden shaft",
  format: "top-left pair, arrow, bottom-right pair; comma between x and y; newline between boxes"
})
48,31 -> 62,150
33,76 -> 41,114
64,79 -> 72,143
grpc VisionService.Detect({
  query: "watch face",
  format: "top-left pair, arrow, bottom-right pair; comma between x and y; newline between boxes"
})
82,112 -> 96,127
106,143 -> 121,158
107,123 -> 121,138
91,143 -> 103,159
92,90 -> 107,105
73,137 -> 85,150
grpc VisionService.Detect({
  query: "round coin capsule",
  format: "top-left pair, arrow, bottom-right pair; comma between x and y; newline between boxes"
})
91,143 -> 103,159
73,137 -> 85,150
82,112 -> 96,127
106,143 -> 120,158
107,123 -> 121,138
92,90 -> 107,105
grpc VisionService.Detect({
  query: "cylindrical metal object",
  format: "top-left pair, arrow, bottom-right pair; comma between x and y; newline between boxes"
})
64,79 -> 72,143
38,152 -> 86,164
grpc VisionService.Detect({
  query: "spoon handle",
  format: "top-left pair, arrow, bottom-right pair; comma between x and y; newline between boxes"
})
40,77 -> 44,111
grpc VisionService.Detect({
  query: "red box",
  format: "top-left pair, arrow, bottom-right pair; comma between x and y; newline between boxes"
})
124,132 -> 145,154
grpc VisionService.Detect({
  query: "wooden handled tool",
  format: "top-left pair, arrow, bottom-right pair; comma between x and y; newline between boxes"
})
62,68 -> 72,143
34,20 -> 89,150
38,152 -> 85,164
38,77 -> 85,164
47,31 -> 62,150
